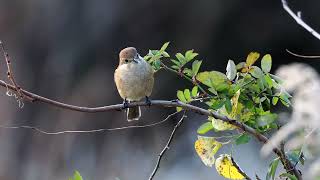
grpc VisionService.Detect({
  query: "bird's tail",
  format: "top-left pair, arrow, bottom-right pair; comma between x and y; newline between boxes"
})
127,106 -> 141,121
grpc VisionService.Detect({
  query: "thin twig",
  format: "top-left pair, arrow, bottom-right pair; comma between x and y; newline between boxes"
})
286,49 -> 320,59
148,111 -> 187,180
0,41 -> 24,99
160,62 -> 211,97
0,111 -> 179,135
0,41 -> 34,106
281,0 -> 320,40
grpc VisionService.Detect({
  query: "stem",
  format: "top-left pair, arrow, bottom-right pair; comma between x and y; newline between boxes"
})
160,62 -> 211,97
148,111 -> 186,180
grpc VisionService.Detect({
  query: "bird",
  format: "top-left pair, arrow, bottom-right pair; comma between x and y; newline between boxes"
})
114,47 -> 154,121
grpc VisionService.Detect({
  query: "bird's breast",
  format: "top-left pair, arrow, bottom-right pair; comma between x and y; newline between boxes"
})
114,61 -> 154,101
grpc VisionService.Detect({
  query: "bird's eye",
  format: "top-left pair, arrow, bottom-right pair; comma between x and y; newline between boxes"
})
125,59 -> 129,63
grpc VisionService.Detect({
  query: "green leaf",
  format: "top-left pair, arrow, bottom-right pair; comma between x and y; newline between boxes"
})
171,65 -> 180,70
153,59 -> 161,70
177,90 -> 187,103
74,171 -> 83,180
264,74 -> 273,88
196,71 -> 229,91
208,88 -> 218,95
287,149 -> 304,165
287,152 -> 300,165
261,54 -> 272,73
246,52 -> 260,67
176,107 -> 183,112
279,91 -> 291,107
192,60 -> 202,76
257,78 -> 265,90
253,97 -> 260,104
183,68 -> 193,77
69,171 -> 83,180
191,86 -> 198,97
257,113 -> 277,127
279,173 -> 298,180
269,74 -> 284,84
226,60 -> 237,80
266,158 -> 279,180
272,97 -> 279,105
197,122 -> 214,134
235,133 -> 250,145
184,89 -> 192,102
185,50 -> 198,61
160,42 -> 170,52
171,59 -> 181,66
162,51 -> 170,57
249,66 -> 264,79
260,96 -> 267,103
225,98 -> 232,114
207,99 -> 224,109
149,53 -> 162,63
176,53 -> 185,63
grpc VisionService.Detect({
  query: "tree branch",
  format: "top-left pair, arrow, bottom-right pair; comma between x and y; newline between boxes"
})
0,80 -> 301,178
281,0 -> 320,40
148,111 -> 186,180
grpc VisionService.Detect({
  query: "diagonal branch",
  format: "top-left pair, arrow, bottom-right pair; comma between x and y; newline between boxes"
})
148,111 -> 186,180
281,0 -> 320,40
0,80 -> 301,178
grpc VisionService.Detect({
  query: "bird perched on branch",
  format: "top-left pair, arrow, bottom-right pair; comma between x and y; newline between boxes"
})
114,47 -> 154,121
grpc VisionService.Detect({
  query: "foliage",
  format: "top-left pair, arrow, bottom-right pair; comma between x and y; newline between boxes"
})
215,154 -> 248,179
145,43 -> 296,179
68,171 -> 83,180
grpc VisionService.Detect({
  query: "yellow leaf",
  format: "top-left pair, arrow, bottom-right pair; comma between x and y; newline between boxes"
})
246,52 -> 260,67
210,116 -> 236,131
194,136 -> 222,167
230,90 -> 241,118
215,154 -> 248,180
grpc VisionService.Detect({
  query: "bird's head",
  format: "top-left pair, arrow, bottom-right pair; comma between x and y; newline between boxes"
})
119,47 -> 141,65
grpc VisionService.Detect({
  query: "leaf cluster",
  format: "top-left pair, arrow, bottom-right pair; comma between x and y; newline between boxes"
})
145,43 -> 294,179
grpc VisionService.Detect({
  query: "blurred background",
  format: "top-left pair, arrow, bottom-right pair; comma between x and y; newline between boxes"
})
0,0 -> 319,179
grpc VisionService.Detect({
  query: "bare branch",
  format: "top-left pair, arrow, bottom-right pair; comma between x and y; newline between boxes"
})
148,111 -> 186,180
286,49 -> 320,59
0,111 -> 180,135
281,0 -> 320,40
0,41 -> 24,100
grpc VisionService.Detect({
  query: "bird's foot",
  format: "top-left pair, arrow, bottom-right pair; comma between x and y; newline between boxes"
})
122,99 -> 129,109
145,96 -> 152,106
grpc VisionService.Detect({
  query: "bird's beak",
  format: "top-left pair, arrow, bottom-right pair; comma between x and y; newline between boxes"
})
133,55 -> 142,63
132,58 -> 139,63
